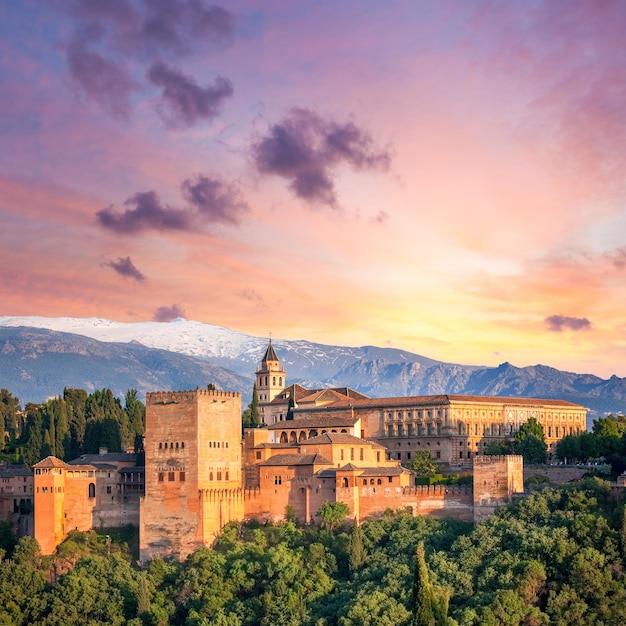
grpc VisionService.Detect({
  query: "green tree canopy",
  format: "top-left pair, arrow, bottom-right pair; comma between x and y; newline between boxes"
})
513,417 -> 547,464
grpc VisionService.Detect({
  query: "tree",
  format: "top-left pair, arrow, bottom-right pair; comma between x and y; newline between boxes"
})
513,418 -> 547,465
349,519 -> 366,573
317,501 -> 349,532
0,389 -> 20,445
409,451 -> 438,478
413,541 -> 435,626
242,384 -> 260,428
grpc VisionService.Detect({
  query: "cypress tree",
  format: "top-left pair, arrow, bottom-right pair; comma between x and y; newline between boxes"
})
250,383 -> 260,426
349,518 -> 366,574
412,541 -> 435,626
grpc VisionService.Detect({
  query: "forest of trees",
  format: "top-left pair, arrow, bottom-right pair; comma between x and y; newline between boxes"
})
1,477 -> 625,625
0,387 -> 145,466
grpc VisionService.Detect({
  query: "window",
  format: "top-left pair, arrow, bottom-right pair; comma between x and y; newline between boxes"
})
350,448 -> 354,460
274,475 -> 282,485
217,471 -> 222,481
436,451 -> 441,459
388,476 -> 393,483
210,472 -> 213,481
256,451 -> 262,460
377,478 -> 382,485
106,486 -> 112,494
179,472 -> 185,482
360,448 -> 364,461
168,472 -> 175,481
158,472 -> 164,482
159,442 -> 162,449
181,442 -> 185,449
88,483 -> 95,498
376,451 -> 380,462
225,471 -> 229,481
341,449 -> 344,461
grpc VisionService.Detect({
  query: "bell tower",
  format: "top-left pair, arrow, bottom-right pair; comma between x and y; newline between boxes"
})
256,339 -> 286,421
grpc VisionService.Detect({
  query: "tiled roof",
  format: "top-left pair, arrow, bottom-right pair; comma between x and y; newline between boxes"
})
301,432 -> 385,448
69,452 -> 137,465
257,453 -> 333,467
358,466 -> 407,476
262,341 -> 279,363
33,456 -> 69,468
320,394 -> 585,410
0,465 -> 33,478
271,385 -> 369,405
267,414 -> 358,430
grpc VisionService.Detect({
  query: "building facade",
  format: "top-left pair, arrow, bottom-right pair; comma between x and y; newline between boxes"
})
30,341 -> 586,558
139,389 -> 245,562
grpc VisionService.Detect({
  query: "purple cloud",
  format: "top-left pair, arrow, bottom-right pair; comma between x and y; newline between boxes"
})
251,108 -> 392,207
181,174 -> 248,225
153,304 -> 185,322
105,256 -> 146,282
97,174 -> 246,234
96,190 -> 194,234
141,0 -> 234,55
147,62 -> 233,128
545,315 -> 592,332
66,39 -> 136,118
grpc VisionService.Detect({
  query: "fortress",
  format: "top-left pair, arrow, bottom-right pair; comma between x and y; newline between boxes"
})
30,341 -> 586,561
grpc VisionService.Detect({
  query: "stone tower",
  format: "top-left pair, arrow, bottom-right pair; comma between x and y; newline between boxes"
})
472,455 -> 524,523
140,389 -> 244,562
256,340 -> 286,423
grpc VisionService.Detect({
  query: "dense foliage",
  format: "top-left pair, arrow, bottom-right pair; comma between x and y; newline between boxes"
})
1,387 -> 145,464
556,413 -> 626,475
2,478 -> 626,625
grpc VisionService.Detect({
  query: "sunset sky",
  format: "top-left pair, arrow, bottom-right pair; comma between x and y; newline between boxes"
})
1,1 -> 626,378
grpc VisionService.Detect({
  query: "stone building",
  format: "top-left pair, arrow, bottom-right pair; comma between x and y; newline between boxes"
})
30,341 -> 585,558
33,450 -> 141,555
258,344 -> 587,467
0,464 -> 33,538
139,389 -> 245,562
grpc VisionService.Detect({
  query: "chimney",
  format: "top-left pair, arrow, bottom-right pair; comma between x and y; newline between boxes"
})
99,446 -> 108,456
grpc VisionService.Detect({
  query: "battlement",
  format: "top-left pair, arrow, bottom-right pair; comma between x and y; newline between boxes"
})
146,389 -> 241,405
402,484 -> 473,496
473,455 -> 523,465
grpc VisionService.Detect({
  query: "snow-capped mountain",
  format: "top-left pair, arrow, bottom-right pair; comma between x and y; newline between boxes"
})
1,316 -> 626,423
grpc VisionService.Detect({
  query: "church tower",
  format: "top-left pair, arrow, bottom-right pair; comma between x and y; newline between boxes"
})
256,340 -> 286,422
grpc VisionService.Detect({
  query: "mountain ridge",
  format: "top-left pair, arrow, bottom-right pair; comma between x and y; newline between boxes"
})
1,316 -> 625,425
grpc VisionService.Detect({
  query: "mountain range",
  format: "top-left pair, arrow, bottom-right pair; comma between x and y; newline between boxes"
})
1,316 -> 625,426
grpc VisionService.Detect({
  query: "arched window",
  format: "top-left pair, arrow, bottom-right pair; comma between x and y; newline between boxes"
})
377,478 -> 382,485
279,377 -> 283,386
159,442 -> 162,449
342,477 -> 349,488
289,431 -> 297,443
280,432 -> 288,444
88,483 -> 95,498
175,442 -> 179,449
273,376 -> 276,385
181,442 -> 185,449
299,431 -> 306,442
309,430 -> 318,438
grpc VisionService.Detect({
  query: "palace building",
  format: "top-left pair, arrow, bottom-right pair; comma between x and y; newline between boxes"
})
29,340 -> 586,560
256,341 -> 587,466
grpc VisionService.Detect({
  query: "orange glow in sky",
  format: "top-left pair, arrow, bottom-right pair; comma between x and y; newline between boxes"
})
1,1 -> 626,378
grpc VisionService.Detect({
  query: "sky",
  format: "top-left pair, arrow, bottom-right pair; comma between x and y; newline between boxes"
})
1,0 -> 626,379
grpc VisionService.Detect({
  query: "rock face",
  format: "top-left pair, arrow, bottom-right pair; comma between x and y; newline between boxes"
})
1,320 -> 626,421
